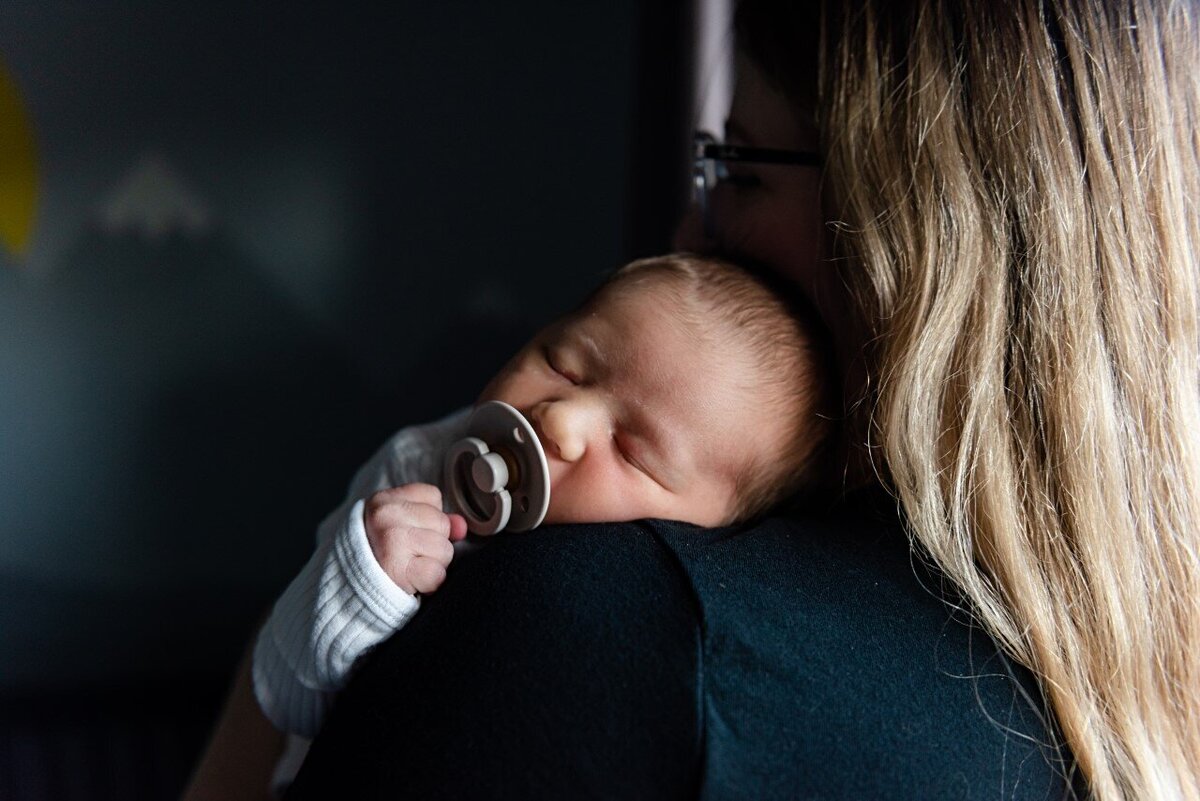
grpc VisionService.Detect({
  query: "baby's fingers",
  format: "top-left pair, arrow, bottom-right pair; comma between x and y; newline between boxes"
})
373,527 -> 454,584
370,483 -> 443,509
366,499 -> 451,539
448,513 -> 468,542
405,526 -> 456,564
406,555 -> 448,595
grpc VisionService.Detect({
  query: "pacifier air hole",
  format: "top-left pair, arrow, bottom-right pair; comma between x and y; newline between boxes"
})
512,427 -> 525,443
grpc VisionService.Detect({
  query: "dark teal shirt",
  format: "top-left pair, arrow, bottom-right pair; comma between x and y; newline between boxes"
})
288,495 -> 1075,799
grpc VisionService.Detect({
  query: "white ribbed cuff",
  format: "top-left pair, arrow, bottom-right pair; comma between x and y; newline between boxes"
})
335,498 -> 421,628
253,621 -> 331,738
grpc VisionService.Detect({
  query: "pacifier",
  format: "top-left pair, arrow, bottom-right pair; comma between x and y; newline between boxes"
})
443,400 -> 551,535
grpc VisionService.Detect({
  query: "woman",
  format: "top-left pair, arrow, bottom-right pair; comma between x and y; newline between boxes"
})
189,1 -> 1197,798
698,1 -> 1198,798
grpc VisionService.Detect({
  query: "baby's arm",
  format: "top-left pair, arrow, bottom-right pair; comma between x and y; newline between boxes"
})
252,483 -> 465,738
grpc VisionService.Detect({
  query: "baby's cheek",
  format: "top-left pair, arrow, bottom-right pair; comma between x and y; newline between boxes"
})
543,482 -> 607,525
543,467 -> 642,525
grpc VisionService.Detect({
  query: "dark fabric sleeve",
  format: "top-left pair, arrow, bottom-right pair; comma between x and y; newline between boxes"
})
288,501 -> 1076,801
285,522 -> 702,801
651,509 -> 1076,801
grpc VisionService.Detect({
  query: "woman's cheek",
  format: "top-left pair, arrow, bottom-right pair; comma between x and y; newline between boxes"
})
750,197 -> 822,279
672,204 -> 706,252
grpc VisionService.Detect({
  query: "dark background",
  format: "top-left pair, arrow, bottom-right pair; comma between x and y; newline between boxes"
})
0,1 -> 694,797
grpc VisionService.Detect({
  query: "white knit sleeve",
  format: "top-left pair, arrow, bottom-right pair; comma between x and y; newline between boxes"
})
251,410 -> 470,738
252,498 -> 420,736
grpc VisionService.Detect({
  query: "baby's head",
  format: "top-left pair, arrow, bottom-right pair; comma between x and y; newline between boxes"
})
479,254 -> 833,527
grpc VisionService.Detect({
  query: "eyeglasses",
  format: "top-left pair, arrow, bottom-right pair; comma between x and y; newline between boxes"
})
692,130 -> 822,240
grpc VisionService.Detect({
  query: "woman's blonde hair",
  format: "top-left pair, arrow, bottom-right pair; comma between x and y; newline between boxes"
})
743,0 -> 1200,797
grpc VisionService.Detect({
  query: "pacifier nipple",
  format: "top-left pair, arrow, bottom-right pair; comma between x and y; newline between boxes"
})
443,401 -> 551,536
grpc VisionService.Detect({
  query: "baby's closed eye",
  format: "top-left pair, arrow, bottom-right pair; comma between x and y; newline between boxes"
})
613,432 -> 666,488
543,346 -> 581,385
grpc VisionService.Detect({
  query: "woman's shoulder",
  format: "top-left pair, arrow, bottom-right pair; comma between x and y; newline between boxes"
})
290,522 -> 704,799
293,507 -> 1074,799
645,494 -> 1074,800
461,496 -> 1073,800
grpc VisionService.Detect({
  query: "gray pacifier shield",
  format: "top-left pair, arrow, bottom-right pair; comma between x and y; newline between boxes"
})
443,401 -> 551,535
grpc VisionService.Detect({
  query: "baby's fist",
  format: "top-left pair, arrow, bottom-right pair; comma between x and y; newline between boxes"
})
362,484 -> 468,596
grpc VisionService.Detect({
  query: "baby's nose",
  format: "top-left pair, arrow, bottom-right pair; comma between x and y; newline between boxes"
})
533,399 -> 598,463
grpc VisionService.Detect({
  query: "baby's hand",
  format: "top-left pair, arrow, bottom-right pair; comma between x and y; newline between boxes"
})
362,484 -> 468,596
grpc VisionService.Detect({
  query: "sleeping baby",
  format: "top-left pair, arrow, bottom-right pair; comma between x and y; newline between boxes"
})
253,253 -> 835,788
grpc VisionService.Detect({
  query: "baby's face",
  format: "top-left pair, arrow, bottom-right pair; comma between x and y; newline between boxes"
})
478,281 -> 778,528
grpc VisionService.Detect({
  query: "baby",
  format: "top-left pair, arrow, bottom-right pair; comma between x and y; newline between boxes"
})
253,253 -> 834,787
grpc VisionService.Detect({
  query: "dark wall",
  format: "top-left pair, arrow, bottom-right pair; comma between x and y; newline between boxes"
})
0,1 -> 638,691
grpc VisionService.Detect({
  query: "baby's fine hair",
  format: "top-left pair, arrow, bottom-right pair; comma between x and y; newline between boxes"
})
595,254 -> 836,523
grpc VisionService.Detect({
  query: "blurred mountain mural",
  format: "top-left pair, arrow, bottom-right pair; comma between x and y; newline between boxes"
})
0,1 -> 634,706
0,153 -> 393,686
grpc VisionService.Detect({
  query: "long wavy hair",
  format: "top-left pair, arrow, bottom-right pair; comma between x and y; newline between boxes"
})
739,1 -> 1200,797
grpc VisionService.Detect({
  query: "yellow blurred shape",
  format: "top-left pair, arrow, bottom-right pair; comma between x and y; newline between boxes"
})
0,57 -> 37,259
